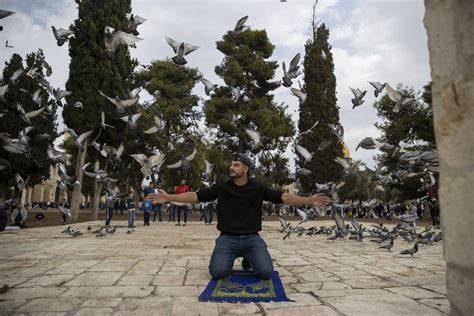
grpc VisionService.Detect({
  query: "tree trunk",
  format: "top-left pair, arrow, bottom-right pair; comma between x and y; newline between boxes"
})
91,182 -> 103,221
424,1 -> 474,315
70,140 -> 88,223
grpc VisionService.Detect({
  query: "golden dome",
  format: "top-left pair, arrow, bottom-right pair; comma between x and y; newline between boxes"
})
342,141 -> 351,159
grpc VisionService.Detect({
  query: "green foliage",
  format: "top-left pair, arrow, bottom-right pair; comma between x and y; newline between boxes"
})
136,60 -> 201,190
374,82 -> 435,201
204,27 -> 294,184
337,161 -> 384,202
0,50 -> 59,196
297,23 -> 343,192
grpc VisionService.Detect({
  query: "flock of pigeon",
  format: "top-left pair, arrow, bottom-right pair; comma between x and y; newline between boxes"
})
61,223 -> 131,238
278,210 -> 441,258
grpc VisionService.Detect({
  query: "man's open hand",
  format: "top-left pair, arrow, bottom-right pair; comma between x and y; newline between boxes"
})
146,189 -> 169,205
310,193 -> 331,207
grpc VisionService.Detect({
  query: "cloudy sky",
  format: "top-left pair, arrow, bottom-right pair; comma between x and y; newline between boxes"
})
0,0 -> 431,170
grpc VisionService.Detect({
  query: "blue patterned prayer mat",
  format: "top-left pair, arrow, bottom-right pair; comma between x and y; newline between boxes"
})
198,271 -> 293,303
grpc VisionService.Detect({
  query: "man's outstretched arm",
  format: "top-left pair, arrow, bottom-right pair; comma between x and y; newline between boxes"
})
281,193 -> 331,207
147,190 -> 198,205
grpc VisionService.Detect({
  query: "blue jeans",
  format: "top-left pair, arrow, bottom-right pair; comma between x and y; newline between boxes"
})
105,207 -> 113,226
168,205 -> 176,222
209,234 -> 273,280
153,204 -> 162,221
128,210 -> 135,228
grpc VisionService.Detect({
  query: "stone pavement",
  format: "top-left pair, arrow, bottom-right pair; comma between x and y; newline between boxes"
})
0,220 -> 448,315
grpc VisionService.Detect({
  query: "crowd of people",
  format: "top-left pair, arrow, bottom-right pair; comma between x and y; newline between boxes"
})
0,178 -> 441,231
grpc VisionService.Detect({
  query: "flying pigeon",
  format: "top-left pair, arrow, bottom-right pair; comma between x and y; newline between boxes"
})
349,87 -> 367,109
144,116 -> 162,134
126,13 -> 147,36
231,16 -> 250,35
166,149 -> 197,170
200,78 -> 217,96
290,87 -> 307,103
104,26 -> 142,57
51,26 -> 74,46
244,128 -> 262,149
16,103 -> 45,125
131,153 -> 166,176
165,36 -> 199,65
120,112 -> 142,130
98,90 -> 139,115
385,84 -> 416,113
282,53 -> 302,87
295,144 -> 314,164
368,81 -> 386,97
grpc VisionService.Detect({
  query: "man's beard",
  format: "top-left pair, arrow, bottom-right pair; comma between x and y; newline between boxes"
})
229,170 -> 241,178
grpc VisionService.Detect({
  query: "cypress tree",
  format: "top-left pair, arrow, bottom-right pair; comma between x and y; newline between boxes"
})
297,23 -> 343,193
63,0 -> 138,221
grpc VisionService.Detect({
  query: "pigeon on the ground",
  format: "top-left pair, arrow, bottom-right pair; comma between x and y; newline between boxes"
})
400,243 -> 419,257
379,238 -> 394,252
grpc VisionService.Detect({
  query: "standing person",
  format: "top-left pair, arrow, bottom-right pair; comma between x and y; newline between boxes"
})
175,179 -> 190,226
428,198 -> 441,229
167,203 -> 176,222
11,203 -> 28,228
153,184 -> 163,222
148,153 -> 331,280
104,190 -> 114,227
114,198 -> 119,215
141,198 -> 153,226
142,182 -> 160,223
126,190 -> 136,229
59,199 -> 69,225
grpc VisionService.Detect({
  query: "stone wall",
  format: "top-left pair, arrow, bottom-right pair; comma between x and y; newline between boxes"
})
424,1 -> 474,315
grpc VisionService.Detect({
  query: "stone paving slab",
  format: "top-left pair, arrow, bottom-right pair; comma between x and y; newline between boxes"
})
0,220 -> 448,315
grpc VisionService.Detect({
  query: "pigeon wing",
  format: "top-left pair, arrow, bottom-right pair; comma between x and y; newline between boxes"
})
385,84 -> 402,102
130,154 -> 147,167
25,107 -> 45,119
183,43 -> 199,55
165,36 -> 181,53
289,53 -> 301,72
296,144 -> 311,161
234,16 -> 248,31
